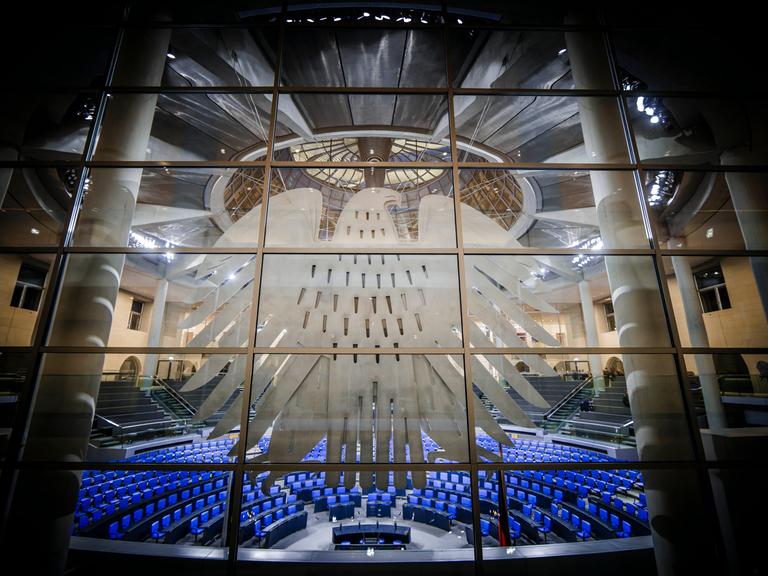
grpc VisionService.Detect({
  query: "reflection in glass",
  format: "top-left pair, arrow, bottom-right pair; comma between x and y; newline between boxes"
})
93,92 -> 279,161
25,353 -> 244,463
49,253 -> 254,350
0,92 -> 97,162
265,168 -> 455,248
481,468 -> 651,550
0,254 -> 53,345
281,28 -> 446,87
237,354 -> 469,465
72,468 -> 233,549
450,30 -> 610,90
73,167 -> 270,248
459,169 -> 648,249
464,255 -> 668,349
454,96 -> 629,163
628,97 -> 768,166
0,167 -> 77,247
257,254 -> 461,348
0,352 -> 32,461
235,468 -> 472,555
273,93 -> 452,161
665,256 -> 768,349
156,28 -> 278,87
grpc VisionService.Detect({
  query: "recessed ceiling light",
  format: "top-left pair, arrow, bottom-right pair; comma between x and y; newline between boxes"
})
30,228 -> 40,235
166,53 -> 176,60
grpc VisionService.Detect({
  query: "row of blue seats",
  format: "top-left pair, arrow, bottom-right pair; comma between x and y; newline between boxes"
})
76,474 -> 228,530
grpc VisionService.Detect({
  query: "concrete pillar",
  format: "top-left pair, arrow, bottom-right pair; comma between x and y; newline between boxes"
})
668,239 -> 726,430
6,27 -> 170,575
565,26 -> 715,576
141,276 -> 169,385
721,163 -> 768,320
577,279 -> 605,394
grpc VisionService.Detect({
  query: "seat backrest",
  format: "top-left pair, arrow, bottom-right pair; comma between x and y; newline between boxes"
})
610,513 -> 620,528
583,520 -> 591,535
162,514 -> 171,528
622,521 -> 631,535
173,509 -> 182,522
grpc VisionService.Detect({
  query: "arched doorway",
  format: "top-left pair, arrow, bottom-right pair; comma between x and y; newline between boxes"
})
118,356 -> 141,384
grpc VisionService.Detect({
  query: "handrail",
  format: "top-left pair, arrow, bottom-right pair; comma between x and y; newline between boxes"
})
543,377 -> 593,421
151,375 -> 196,417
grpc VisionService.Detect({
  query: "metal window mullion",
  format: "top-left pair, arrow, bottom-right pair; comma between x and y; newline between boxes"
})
225,6 -> 286,568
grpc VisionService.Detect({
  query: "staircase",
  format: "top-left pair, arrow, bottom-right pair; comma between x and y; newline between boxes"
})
541,378 -> 594,432
90,379 -> 177,447
561,376 -> 635,444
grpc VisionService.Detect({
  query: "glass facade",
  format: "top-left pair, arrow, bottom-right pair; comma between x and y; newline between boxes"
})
0,4 -> 765,576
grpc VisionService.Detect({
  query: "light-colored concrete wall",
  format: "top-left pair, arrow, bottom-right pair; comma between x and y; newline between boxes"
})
668,257 -> 768,374
0,254 -> 42,345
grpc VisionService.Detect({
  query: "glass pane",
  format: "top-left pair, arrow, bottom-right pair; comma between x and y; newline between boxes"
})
0,352 -> 33,462
0,27 -> 116,87
274,93 -> 451,160
156,28 -> 278,87
473,354 -> 694,462
72,167 -> 266,248
646,170 -> 768,251
0,92 -> 97,161
243,354 -> 468,464
450,30 -> 610,89
257,254 -> 462,348
92,92 -> 279,161
71,468 -> 233,549
48,253 -> 254,350
0,254 -> 54,345
614,30 -> 761,91
0,167 -> 77,247
684,352 -> 768,436
265,167 -> 456,248
236,467 -> 473,556
664,256 -> 768,348
628,98 -> 768,166
464,255 -> 669,349
459,169 -> 649,249
454,96 -> 629,163
281,28 -> 446,87
480,467 -> 652,552
23,353 -> 244,463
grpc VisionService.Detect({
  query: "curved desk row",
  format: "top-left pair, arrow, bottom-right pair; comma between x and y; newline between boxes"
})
332,523 -> 411,545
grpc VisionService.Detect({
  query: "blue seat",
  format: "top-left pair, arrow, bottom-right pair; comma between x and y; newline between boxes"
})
638,508 -> 649,523
480,519 -> 491,537
150,520 -> 165,542
588,502 -> 598,515
561,509 -> 570,523
599,508 -> 608,523
522,504 -> 532,518
610,513 -> 620,530
577,520 -> 591,540
617,520 -> 631,538
173,509 -> 182,523
189,517 -> 203,541
108,521 -> 123,540
571,514 -> 581,529
510,519 -> 521,544
538,516 -> 552,542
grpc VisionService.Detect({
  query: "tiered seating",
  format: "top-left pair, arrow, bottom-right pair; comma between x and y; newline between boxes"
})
73,434 -> 650,550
